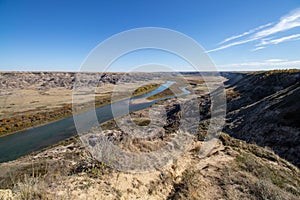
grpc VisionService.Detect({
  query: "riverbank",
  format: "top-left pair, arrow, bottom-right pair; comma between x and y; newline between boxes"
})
0,83 -> 161,137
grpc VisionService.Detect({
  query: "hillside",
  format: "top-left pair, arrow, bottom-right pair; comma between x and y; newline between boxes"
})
224,70 -> 300,167
0,132 -> 299,199
0,70 -> 299,199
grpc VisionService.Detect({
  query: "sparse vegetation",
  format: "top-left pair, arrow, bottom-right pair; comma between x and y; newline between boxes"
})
0,83 -> 161,137
168,169 -> 203,200
226,88 -> 240,101
132,83 -> 161,96
219,133 -> 300,198
262,69 -> 299,78
133,118 -> 151,126
14,175 -> 49,200
0,104 -> 73,136
0,71 -> 300,199
69,160 -> 110,178
147,88 -> 175,100
147,84 -> 184,100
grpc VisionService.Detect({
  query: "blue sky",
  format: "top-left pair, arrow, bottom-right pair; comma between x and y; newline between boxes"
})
0,0 -> 299,71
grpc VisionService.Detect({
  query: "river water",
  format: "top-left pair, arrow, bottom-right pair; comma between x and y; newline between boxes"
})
0,81 -> 190,163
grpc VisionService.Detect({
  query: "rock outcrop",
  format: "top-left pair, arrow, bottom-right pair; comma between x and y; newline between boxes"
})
0,72 -> 166,91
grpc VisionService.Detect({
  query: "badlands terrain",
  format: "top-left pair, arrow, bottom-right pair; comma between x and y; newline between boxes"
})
0,72 -> 165,136
0,70 -> 299,200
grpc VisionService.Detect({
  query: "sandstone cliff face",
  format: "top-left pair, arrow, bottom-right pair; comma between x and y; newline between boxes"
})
0,72 -> 164,91
224,70 -> 300,167
0,72 -> 124,90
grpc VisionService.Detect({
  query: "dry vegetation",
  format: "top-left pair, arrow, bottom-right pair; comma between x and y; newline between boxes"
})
257,69 -> 300,78
1,131 -> 299,200
226,88 -> 240,101
147,84 -> 182,100
0,72 -> 299,199
1,82 -> 299,199
0,83 -> 161,137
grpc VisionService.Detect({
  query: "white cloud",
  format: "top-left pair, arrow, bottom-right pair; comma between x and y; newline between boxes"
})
257,34 -> 300,46
251,46 -> 265,51
254,8 -> 300,38
209,8 -> 300,52
265,59 -> 286,62
219,23 -> 273,44
218,60 -> 300,69
207,37 -> 257,53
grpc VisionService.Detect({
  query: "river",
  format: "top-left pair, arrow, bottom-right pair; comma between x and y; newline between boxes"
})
0,81 -> 190,163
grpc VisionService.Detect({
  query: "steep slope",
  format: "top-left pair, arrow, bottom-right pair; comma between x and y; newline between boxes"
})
0,133 -> 299,200
224,70 -> 300,167
225,70 -> 299,112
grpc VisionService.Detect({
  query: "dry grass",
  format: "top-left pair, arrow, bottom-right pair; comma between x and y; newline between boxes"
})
226,88 -> 240,101
262,69 -> 299,78
1,133 -> 300,200
13,175 -> 49,200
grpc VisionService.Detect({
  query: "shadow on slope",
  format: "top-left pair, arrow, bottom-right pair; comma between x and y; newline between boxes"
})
223,70 -> 300,167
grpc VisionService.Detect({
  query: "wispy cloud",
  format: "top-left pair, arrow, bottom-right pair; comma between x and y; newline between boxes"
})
209,8 -> 300,52
254,9 -> 300,38
218,60 -> 300,69
207,38 -> 256,53
265,59 -> 286,62
219,23 -> 273,45
251,46 -> 265,51
257,34 -> 300,46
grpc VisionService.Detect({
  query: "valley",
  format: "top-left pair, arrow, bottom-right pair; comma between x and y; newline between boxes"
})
0,70 -> 299,199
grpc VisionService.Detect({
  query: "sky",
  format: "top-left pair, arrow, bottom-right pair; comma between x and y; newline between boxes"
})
0,0 -> 300,72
